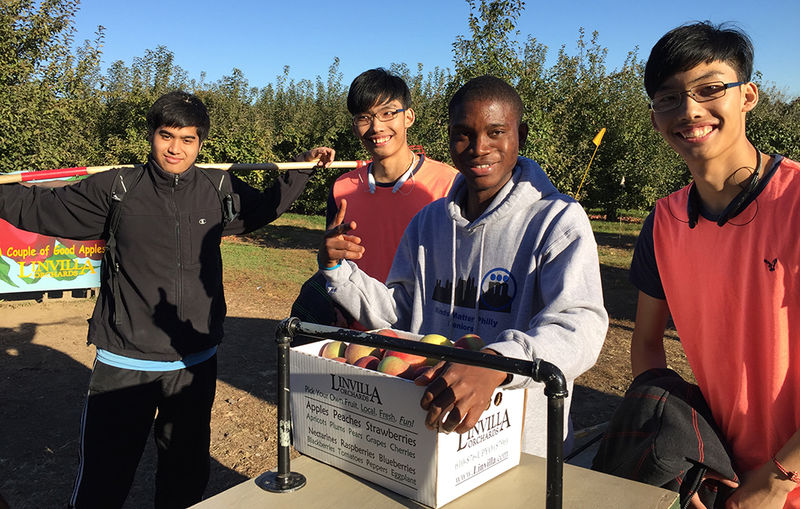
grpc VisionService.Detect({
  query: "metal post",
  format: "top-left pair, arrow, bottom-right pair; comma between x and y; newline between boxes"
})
255,318 -> 306,492
546,396 -> 565,509
537,358 -> 568,509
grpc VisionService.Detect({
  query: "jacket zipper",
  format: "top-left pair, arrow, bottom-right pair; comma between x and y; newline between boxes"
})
172,173 -> 182,319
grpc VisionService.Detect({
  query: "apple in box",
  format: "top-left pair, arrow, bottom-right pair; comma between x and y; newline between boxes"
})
420,333 -> 453,365
344,343 -> 382,364
454,333 -> 484,351
319,340 -> 347,359
289,337 -> 525,508
353,355 -> 380,370
384,332 -> 455,368
376,356 -> 416,379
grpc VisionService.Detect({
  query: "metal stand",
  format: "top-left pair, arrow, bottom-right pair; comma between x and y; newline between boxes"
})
254,323 -> 306,493
258,317 -> 568,509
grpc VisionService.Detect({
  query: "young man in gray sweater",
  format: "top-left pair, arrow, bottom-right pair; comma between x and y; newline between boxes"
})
319,76 -> 607,456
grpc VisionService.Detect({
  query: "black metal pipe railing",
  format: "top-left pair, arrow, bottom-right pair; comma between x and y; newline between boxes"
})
254,321 -> 307,493
258,317 -> 568,509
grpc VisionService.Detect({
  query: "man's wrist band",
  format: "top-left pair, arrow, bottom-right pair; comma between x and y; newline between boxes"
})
772,456 -> 800,483
321,261 -> 342,271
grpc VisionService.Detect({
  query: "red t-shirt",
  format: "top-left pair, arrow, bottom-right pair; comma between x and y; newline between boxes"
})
651,157 -> 800,506
328,156 -> 457,282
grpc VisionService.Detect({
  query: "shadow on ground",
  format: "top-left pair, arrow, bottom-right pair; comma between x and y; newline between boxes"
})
1,321 -> 92,508
0,315 -> 276,508
239,224 -> 320,250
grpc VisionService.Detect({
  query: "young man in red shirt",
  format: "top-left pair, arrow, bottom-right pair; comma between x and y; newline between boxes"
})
292,68 -> 456,326
630,22 -> 800,508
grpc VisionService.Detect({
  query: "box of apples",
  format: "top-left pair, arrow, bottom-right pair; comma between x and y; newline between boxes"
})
289,329 -> 525,508
317,329 -> 486,377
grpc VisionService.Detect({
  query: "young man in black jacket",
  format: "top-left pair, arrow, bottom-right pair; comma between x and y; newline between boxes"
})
0,91 -> 333,508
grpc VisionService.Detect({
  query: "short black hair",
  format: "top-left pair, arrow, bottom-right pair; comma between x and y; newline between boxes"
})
347,68 -> 412,115
448,75 -> 524,123
146,91 -> 210,142
645,21 -> 754,98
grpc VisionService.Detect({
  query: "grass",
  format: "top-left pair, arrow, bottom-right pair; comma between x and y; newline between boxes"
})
222,213 -> 645,288
589,219 -> 644,236
271,213 -> 326,230
586,208 -> 649,220
221,214 -> 325,286
590,219 -> 643,270
597,246 -> 635,270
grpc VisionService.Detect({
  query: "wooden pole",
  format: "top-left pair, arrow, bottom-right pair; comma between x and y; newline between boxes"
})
0,160 -> 368,185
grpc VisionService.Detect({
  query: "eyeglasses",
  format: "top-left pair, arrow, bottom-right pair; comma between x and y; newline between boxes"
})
650,81 -> 745,113
352,108 -> 406,128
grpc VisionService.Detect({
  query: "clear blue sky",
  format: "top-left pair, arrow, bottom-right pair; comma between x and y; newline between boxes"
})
73,0 -> 800,99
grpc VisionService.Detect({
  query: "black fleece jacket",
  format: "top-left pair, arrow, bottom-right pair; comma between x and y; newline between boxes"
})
0,159 -> 313,360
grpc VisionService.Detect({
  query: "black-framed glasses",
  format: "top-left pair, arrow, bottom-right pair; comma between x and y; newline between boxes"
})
650,81 -> 745,113
352,108 -> 406,128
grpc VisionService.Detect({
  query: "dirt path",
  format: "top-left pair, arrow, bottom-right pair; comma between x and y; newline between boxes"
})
0,288 -> 291,509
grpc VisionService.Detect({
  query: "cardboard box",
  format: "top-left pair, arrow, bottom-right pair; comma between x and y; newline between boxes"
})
290,338 -> 525,508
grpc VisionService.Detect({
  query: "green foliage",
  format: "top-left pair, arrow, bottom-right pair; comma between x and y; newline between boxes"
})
0,0 -> 103,171
1,0 -> 797,221
451,0 -> 526,83
747,84 -> 800,161
0,257 -> 15,287
447,4 -> 696,220
391,62 -> 453,164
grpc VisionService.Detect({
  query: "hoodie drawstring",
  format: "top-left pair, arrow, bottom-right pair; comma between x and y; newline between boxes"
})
449,220 -> 457,340
449,220 -> 487,339
474,225 -> 486,338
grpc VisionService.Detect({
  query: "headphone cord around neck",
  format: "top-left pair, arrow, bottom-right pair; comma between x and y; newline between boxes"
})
715,148 -> 762,226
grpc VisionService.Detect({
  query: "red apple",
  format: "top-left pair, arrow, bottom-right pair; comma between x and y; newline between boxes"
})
0,219 -> 55,262
353,355 -> 380,370
344,343 -> 382,364
383,349 -> 427,367
454,334 -> 484,351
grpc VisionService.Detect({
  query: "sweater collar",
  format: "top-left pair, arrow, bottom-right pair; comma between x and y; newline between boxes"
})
147,155 -> 197,189
446,156 -> 556,228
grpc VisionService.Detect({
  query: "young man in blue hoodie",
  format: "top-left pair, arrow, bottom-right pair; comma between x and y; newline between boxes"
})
319,76 -> 608,456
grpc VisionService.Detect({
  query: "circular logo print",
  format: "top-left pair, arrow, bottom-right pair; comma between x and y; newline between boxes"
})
479,268 -> 516,312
